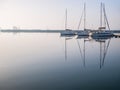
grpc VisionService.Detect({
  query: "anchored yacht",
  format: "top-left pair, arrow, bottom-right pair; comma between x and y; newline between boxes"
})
61,9 -> 75,36
77,3 -> 90,36
92,3 -> 114,38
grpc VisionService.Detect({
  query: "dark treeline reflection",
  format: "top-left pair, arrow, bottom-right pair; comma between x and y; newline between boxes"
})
0,33 -> 120,90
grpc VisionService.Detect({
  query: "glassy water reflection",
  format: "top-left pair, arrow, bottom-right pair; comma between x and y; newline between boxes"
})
0,33 -> 120,90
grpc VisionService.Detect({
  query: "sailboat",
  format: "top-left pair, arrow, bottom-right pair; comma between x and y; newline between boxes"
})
77,3 -> 90,37
91,3 -> 114,38
61,9 -> 75,36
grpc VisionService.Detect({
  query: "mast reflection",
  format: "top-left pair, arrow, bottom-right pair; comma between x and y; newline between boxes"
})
60,34 -> 74,61
76,36 -> 90,68
92,36 -> 111,69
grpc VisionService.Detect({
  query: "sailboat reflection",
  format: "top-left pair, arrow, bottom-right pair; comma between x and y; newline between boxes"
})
100,39 -> 111,69
77,39 -> 86,67
65,37 -> 71,60
77,35 -> 89,39
76,37 -> 90,67
92,37 -> 111,69
60,33 -> 75,61
76,36 -> 111,69
61,33 -> 112,68
92,35 -> 113,42
63,36 -> 73,61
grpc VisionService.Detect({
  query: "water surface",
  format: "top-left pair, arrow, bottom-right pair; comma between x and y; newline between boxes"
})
0,33 -> 120,90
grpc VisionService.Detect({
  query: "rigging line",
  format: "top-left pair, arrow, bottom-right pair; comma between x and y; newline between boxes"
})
103,4 -> 106,28
78,6 -> 84,30
103,3 -> 110,30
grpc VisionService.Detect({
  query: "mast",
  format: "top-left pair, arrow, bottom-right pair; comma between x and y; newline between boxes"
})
103,4 -> 110,30
65,9 -> 67,30
99,2 -> 107,30
77,3 -> 86,30
103,3 -> 106,28
84,3 -> 86,30
77,4 -> 84,30
100,2 -> 103,30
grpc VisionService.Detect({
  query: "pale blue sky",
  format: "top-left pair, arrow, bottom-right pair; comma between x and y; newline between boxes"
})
0,0 -> 120,30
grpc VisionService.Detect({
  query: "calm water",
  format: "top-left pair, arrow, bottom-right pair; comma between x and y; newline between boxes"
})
0,33 -> 120,90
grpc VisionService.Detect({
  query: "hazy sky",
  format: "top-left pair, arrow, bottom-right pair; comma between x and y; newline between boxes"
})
0,0 -> 120,30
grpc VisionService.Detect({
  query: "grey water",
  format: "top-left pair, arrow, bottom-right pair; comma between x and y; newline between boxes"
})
0,33 -> 120,90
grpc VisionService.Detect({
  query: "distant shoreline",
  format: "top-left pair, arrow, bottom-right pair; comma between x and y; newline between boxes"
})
1,29 -> 120,33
